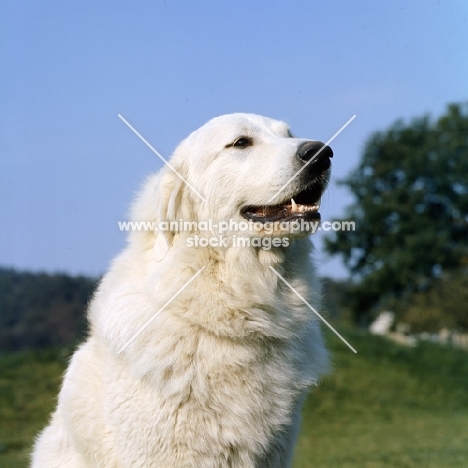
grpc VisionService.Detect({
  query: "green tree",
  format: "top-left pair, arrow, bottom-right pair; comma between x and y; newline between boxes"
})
325,103 -> 468,322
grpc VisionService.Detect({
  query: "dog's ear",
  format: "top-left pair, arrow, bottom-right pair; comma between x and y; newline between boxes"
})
129,167 -> 185,260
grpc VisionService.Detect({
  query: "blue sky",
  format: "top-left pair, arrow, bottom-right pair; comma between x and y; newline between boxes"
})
1,0 -> 467,278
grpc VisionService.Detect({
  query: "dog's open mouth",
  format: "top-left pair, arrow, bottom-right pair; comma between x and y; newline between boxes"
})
241,182 -> 324,223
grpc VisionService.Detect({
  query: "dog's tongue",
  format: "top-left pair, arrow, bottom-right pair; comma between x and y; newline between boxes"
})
251,204 -> 290,218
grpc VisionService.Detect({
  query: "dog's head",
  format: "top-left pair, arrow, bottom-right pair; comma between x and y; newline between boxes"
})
130,113 -> 332,255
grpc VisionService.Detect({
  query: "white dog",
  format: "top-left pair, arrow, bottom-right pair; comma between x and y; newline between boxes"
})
32,113 -> 332,467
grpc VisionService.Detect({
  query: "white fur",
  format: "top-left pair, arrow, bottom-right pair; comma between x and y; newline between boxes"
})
32,114 -> 329,468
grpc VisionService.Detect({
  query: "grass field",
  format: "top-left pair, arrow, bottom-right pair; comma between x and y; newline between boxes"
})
1,328 -> 467,467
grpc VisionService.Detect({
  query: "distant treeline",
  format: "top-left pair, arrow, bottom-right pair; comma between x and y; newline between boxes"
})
0,268 -> 98,351
1,265 -> 465,351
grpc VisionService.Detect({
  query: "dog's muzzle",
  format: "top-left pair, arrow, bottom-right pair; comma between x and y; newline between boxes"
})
240,140 -> 333,225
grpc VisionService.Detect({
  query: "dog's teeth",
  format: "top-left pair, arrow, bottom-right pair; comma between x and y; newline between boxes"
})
304,204 -> 319,212
290,199 -> 321,213
291,198 -> 298,212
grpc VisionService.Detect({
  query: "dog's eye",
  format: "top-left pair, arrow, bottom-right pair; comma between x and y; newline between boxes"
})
232,137 -> 252,148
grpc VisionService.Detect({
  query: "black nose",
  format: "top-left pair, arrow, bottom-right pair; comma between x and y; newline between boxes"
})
297,141 -> 333,164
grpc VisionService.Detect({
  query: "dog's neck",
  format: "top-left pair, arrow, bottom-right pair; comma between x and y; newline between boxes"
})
135,236 -> 317,337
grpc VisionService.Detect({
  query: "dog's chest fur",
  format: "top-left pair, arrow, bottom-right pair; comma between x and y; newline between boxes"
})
85,246 -> 323,467
100,331 -> 308,466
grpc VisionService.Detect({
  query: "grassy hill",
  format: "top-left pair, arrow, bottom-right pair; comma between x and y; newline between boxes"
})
294,329 -> 468,467
1,328 -> 467,467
